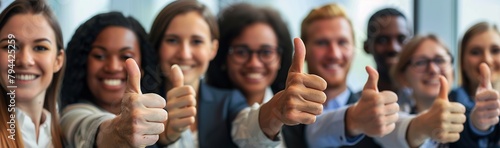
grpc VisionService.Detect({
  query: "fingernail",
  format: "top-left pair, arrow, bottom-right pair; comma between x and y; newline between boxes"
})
171,64 -> 179,69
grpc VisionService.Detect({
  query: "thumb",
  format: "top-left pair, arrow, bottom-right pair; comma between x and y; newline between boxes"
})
438,75 -> 449,101
478,63 -> 492,90
169,64 -> 184,87
363,66 -> 379,92
125,58 -> 142,94
289,38 -> 306,73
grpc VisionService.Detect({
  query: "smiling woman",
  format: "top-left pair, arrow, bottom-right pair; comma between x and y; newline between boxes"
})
0,0 -> 65,147
59,12 -> 161,147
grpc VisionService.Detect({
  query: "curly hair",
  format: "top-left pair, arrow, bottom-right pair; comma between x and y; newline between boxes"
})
61,12 -> 160,108
206,3 -> 293,94
366,8 -> 408,39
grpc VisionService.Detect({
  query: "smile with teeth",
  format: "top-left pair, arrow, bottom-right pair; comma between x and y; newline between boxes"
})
325,64 -> 341,69
103,79 -> 123,86
246,73 -> 263,79
423,79 -> 440,85
178,65 -> 192,71
16,74 -> 37,80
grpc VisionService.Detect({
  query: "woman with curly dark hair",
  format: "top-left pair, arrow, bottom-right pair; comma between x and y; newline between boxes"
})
60,12 -> 164,147
206,3 -> 293,105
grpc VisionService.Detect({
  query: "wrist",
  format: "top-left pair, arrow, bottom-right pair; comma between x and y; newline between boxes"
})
159,121 -> 182,145
259,103 -> 283,139
345,106 -> 362,137
96,117 -> 125,147
407,114 -> 430,147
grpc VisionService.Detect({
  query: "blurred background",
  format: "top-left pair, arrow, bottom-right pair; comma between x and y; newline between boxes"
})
1,0 -> 499,92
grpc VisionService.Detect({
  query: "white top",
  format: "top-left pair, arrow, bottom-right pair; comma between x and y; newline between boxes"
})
167,87 -> 280,148
17,108 -> 53,148
60,102 -> 116,148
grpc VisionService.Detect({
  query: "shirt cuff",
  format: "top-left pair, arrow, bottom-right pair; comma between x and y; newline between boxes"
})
305,106 -> 364,147
468,118 -> 494,136
374,112 -> 416,148
232,104 -> 280,148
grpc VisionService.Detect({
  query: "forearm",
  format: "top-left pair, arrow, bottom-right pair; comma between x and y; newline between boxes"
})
306,107 -> 363,147
60,104 -> 116,148
406,116 -> 429,148
96,117 -> 137,148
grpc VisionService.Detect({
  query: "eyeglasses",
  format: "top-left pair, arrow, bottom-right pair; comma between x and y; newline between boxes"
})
228,46 -> 280,64
409,57 -> 451,72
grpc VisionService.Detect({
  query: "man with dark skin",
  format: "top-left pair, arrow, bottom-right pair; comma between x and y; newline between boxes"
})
364,8 -> 411,92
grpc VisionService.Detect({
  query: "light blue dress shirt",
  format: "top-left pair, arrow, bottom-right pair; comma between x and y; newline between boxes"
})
305,89 -> 365,147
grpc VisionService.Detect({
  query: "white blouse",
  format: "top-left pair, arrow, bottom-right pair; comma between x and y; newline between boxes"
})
17,108 -> 52,148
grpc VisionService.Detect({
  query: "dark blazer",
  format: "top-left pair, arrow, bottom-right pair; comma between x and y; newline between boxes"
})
282,91 -> 382,148
449,86 -> 500,148
163,81 -> 248,148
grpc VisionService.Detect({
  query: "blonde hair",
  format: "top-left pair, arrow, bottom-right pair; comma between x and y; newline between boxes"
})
300,3 -> 355,43
458,22 -> 500,87
391,34 -> 453,88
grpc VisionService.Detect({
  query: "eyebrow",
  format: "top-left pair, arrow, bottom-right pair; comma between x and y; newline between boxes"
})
0,38 -> 18,43
34,38 -> 52,44
0,38 -> 51,44
91,45 -> 133,52
164,34 -> 178,38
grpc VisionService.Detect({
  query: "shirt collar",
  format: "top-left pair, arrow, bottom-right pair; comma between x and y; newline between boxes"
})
325,89 -> 351,110
263,87 -> 273,104
17,108 -> 52,147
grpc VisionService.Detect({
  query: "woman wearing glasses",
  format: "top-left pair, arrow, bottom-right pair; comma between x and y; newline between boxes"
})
392,34 -> 455,114
206,4 -> 292,147
391,34 -> 467,147
206,3 -> 292,106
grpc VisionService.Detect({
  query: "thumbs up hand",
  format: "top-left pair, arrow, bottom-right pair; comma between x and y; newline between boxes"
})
345,66 -> 399,137
159,64 -> 197,144
259,38 -> 327,138
413,76 -> 465,144
471,63 -> 500,131
112,59 -> 168,147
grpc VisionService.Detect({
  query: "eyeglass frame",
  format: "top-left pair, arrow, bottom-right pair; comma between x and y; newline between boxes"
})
406,56 -> 454,72
227,45 -> 282,64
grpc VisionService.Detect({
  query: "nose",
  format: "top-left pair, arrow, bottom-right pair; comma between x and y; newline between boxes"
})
104,56 -> 123,72
327,42 -> 342,61
483,50 -> 494,66
16,46 -> 35,68
178,42 -> 192,60
427,61 -> 440,74
388,38 -> 402,53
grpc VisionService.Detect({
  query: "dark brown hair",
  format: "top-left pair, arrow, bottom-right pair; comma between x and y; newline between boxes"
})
206,3 -> 293,93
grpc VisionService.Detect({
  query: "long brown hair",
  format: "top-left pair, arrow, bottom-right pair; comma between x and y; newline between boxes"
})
0,0 -> 65,147
149,0 -> 218,94
459,22 -> 500,90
